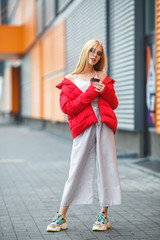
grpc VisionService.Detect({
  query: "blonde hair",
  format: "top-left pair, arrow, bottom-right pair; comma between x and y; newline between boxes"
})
72,40 -> 108,75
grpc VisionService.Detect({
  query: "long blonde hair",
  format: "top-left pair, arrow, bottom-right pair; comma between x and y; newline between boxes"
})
72,40 -> 108,75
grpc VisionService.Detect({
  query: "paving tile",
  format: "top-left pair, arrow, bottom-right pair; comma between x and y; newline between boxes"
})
0,125 -> 160,240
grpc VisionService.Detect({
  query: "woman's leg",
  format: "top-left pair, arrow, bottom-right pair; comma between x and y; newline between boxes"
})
100,206 -> 108,216
60,125 -> 96,206
59,206 -> 69,218
47,206 -> 69,231
92,205 -> 110,231
96,123 -> 122,206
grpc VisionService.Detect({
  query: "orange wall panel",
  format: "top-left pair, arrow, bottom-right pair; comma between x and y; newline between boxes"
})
43,79 -> 52,120
52,21 -> 66,72
42,33 -> 54,76
30,44 -> 42,119
51,74 -> 66,122
23,0 -> 36,51
41,21 -> 66,121
29,21 -> 66,121
0,0 -> 36,56
42,21 -> 66,76
0,25 -> 24,53
43,75 -> 66,122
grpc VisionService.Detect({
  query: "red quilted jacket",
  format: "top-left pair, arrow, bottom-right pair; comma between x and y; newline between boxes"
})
56,75 -> 118,139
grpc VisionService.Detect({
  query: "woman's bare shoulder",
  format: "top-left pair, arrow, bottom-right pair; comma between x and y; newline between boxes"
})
65,74 -> 76,82
97,71 -> 107,82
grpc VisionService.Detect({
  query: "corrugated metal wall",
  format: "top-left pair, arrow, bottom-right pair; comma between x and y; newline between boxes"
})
58,0 -> 72,13
21,54 -> 31,117
36,0 -> 43,35
66,0 -> 107,74
45,0 -> 55,26
109,0 -> 135,130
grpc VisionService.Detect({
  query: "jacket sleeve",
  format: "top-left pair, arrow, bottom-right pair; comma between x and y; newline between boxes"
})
100,82 -> 118,110
59,86 -> 99,115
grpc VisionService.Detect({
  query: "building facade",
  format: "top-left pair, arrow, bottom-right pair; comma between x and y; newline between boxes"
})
0,0 -> 159,158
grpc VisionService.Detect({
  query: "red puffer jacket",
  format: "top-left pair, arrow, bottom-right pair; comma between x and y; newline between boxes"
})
56,75 -> 118,139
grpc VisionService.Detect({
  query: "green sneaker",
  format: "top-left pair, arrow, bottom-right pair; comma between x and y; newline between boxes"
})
92,212 -> 110,231
46,213 -> 68,232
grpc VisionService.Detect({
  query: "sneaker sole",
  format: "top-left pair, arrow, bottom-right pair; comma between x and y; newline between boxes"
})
92,224 -> 110,231
46,223 -> 68,232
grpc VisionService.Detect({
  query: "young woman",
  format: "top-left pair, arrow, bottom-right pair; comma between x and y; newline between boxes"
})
47,39 -> 122,232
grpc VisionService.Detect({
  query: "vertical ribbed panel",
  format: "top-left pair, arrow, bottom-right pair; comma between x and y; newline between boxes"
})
36,0 -> 43,35
58,0 -> 72,12
66,0 -> 107,74
21,54 -> 31,117
156,0 -> 160,134
45,0 -> 55,26
109,0 -> 135,130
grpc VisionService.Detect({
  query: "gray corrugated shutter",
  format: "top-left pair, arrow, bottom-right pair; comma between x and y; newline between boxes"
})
44,0 -> 55,26
66,0 -> 107,74
58,0 -> 72,13
36,0 -> 44,35
109,0 -> 135,130
21,54 -> 31,117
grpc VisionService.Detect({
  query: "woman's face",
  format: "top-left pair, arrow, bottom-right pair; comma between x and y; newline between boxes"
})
88,44 -> 103,66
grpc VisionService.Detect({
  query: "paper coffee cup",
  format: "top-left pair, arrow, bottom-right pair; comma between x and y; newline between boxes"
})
90,77 -> 100,86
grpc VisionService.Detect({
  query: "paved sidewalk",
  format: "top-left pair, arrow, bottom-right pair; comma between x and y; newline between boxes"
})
0,124 -> 160,240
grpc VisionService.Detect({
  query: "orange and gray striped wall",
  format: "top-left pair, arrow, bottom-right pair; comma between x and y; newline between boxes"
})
0,0 -> 107,123
0,0 -> 66,123
0,0 -> 107,120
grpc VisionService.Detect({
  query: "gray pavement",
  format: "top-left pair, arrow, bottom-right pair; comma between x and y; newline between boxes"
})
0,124 -> 160,240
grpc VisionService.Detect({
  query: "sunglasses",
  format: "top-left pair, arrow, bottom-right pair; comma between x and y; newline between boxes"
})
89,48 -> 103,58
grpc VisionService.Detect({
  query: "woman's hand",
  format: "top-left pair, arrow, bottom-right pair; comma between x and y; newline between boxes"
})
93,81 -> 105,93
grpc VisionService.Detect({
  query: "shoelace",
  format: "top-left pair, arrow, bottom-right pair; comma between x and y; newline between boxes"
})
52,212 -> 61,222
97,212 -> 106,224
